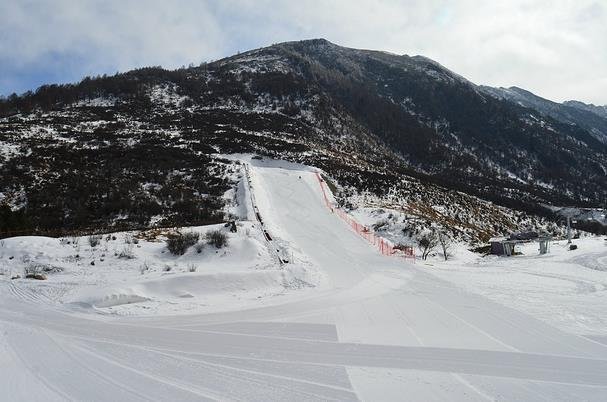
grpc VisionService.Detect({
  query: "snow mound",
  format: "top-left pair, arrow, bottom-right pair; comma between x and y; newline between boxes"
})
66,268 -> 315,312
91,293 -> 152,308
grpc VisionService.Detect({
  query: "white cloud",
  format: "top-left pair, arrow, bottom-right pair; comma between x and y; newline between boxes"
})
0,0 -> 606,104
0,0 -> 225,72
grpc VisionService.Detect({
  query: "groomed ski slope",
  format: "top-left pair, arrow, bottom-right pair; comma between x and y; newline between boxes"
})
1,162 -> 607,401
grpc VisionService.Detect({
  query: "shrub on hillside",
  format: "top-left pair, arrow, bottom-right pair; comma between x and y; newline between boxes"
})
205,230 -> 228,249
24,264 -> 48,280
117,244 -> 135,259
88,235 -> 102,247
166,231 -> 200,255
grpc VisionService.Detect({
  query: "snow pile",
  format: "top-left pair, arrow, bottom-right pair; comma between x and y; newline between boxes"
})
68,268 -> 313,312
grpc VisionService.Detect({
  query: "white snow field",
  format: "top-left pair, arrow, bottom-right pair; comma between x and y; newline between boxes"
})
2,160 -> 607,401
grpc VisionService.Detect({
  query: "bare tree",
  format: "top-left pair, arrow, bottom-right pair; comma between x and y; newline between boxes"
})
417,231 -> 438,260
438,231 -> 451,261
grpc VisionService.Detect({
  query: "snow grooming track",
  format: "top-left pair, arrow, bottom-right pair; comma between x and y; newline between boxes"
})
2,160 -> 607,401
6,281 -> 55,304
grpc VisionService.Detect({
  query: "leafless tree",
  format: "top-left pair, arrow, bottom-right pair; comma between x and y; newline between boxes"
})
417,230 -> 439,260
438,231 -> 451,261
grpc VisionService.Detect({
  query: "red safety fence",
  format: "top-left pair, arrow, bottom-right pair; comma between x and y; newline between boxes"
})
317,171 -> 332,209
315,172 -> 415,263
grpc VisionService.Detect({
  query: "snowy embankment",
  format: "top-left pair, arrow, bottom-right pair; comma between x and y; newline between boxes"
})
0,159 -> 323,316
0,222 -> 318,316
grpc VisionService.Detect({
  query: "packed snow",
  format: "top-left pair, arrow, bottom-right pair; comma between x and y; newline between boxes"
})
428,237 -> 607,337
1,158 -> 607,401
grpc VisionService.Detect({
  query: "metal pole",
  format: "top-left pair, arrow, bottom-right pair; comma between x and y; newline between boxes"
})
567,217 -> 571,244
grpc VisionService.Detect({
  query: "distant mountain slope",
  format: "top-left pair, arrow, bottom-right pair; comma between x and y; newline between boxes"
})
563,100 -> 607,120
1,39 -> 606,236
480,85 -> 607,144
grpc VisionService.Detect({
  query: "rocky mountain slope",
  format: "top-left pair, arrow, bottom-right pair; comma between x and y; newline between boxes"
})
1,39 -> 605,240
564,100 -> 607,120
480,85 -> 607,144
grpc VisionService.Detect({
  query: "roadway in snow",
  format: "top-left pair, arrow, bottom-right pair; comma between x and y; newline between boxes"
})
1,162 -> 607,401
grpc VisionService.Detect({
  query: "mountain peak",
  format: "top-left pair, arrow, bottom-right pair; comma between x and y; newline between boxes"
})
274,38 -> 338,51
297,38 -> 333,46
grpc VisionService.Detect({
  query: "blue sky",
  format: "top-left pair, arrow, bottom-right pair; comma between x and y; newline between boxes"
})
1,0 -> 606,104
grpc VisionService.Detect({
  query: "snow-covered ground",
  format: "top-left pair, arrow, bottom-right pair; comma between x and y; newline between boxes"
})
428,237 -> 607,337
1,159 -> 607,401
0,222 -> 319,317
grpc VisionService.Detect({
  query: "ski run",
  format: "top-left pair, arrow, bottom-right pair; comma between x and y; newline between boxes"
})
2,157 -> 607,401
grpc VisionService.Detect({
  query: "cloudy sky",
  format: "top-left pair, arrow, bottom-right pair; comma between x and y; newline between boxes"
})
1,0 -> 606,104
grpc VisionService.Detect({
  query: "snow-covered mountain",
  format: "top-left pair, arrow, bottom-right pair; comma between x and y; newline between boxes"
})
1,39 -> 606,240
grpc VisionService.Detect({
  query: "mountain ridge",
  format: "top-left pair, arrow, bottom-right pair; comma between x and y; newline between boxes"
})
1,39 -> 606,238
479,85 -> 607,144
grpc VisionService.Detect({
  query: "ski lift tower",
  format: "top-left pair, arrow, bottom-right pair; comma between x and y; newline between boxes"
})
566,217 -> 578,244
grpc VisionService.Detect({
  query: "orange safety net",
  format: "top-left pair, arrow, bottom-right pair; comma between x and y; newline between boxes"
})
315,172 -> 415,263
